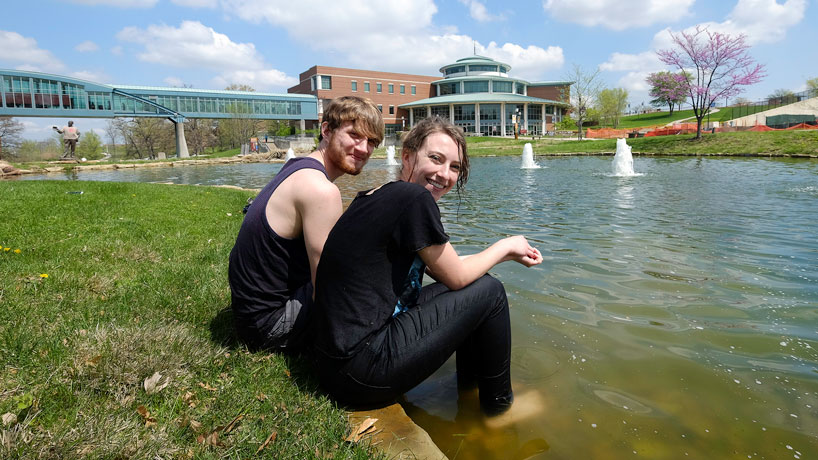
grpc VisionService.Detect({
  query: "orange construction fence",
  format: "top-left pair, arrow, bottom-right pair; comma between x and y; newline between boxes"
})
588,122 -> 817,138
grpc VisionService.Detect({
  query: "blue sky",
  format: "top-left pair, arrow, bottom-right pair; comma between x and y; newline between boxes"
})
2,0 -> 815,140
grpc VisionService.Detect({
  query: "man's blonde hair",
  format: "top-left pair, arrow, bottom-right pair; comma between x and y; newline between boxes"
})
322,96 -> 384,146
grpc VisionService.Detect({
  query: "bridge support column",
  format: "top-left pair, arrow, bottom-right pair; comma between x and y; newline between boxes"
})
172,118 -> 190,158
299,119 -> 305,137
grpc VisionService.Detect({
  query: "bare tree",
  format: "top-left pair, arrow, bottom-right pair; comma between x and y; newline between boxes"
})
564,64 -> 602,140
0,116 -> 24,160
186,119 -> 217,156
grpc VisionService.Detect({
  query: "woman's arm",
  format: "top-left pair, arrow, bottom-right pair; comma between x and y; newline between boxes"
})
419,236 -> 542,290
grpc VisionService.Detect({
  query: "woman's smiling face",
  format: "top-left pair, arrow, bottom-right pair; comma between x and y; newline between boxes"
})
401,131 -> 462,202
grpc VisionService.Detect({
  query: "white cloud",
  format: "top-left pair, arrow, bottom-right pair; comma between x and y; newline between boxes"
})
66,0 -> 158,7
69,70 -> 109,83
715,0 -> 806,44
171,0 -> 218,7
223,0 -> 437,39
75,40 -> 99,52
212,69 -> 297,91
599,51 -> 663,73
0,30 -> 65,73
117,21 -> 261,69
164,76 -> 185,87
219,0 -> 562,80
110,45 -> 123,56
543,0 -> 695,30
458,0 -> 506,22
115,21 -> 297,90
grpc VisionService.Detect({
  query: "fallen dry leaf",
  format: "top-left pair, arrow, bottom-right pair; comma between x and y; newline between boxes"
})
2,412 -> 17,427
224,414 -> 244,434
85,355 -> 102,367
197,428 -> 225,447
189,419 -> 203,432
345,417 -> 378,443
136,405 -> 157,428
144,372 -> 170,395
182,391 -> 197,407
256,393 -> 268,401
256,430 -> 277,453
198,382 -> 218,392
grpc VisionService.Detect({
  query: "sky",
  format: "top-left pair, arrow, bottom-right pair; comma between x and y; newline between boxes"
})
2,0 -> 815,140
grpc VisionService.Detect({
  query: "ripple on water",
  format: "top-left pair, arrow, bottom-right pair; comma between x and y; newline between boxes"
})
592,389 -> 653,414
510,346 -> 561,384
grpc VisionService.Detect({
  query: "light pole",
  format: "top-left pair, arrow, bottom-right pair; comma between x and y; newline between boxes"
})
514,108 -> 520,140
401,116 -> 405,131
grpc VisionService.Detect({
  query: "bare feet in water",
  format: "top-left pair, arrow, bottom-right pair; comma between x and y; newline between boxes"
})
484,390 -> 545,429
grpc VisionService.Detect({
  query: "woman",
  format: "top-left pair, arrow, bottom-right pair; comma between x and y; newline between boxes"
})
312,116 -> 542,415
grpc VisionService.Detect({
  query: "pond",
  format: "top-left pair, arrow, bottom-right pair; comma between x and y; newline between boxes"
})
17,156 -> 818,459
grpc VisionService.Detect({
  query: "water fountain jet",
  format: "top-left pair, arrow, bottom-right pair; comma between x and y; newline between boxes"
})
386,145 -> 399,166
520,143 -> 541,169
285,148 -> 295,160
612,138 -> 636,176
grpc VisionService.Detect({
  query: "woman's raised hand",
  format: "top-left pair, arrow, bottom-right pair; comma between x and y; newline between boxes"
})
502,235 -> 543,267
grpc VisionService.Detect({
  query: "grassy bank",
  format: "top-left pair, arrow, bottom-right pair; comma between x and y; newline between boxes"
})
0,180 -> 380,459
466,130 -> 818,157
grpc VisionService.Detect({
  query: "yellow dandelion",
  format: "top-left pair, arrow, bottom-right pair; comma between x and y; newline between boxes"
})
14,249 -> 21,254
40,274 -> 49,278
3,247 -> 9,252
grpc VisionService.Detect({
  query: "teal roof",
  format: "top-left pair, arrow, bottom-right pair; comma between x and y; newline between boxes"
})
440,55 -> 510,73
432,75 -> 528,85
529,81 -> 574,86
399,93 -> 569,108
114,85 -> 313,99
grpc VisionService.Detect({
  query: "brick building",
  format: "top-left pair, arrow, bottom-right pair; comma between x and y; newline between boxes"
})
289,56 -> 571,136
288,66 -> 438,134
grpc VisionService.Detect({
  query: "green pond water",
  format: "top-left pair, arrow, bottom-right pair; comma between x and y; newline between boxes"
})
20,155 -> 818,459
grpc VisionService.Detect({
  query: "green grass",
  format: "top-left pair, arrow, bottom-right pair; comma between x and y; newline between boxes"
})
466,130 -> 818,156
606,109 -> 698,129
0,181 -> 382,459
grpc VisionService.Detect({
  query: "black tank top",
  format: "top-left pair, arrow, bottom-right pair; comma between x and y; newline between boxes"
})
228,157 -> 327,334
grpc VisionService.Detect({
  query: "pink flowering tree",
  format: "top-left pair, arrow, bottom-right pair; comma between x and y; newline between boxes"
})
646,71 -> 688,117
657,26 -> 765,139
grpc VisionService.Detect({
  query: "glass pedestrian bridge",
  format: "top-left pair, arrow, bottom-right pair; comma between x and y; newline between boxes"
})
0,69 -> 318,157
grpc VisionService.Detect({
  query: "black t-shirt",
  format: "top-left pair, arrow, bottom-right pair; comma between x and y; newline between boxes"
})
314,181 -> 449,359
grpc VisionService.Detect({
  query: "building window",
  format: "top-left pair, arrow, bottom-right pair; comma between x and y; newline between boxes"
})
438,82 -> 460,95
411,85 -> 416,95
377,104 -> 383,112
321,75 -> 332,90
516,82 -> 525,94
377,83 -> 382,93
413,107 -> 427,121
310,76 -> 316,91
389,105 -> 395,115
464,80 -> 489,93
469,64 -> 498,72
400,84 -> 405,94
388,84 -> 394,94
431,105 -> 449,119
492,81 -> 513,93
444,65 -> 465,75
351,81 -> 357,92
500,66 -> 509,73
364,82 -> 370,92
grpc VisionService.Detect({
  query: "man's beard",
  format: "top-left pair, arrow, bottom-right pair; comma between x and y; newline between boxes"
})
327,145 -> 364,176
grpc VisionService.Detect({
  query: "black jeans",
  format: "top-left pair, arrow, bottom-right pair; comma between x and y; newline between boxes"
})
316,274 -> 513,413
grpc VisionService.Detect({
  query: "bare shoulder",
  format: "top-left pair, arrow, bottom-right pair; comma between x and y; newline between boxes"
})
288,168 -> 341,202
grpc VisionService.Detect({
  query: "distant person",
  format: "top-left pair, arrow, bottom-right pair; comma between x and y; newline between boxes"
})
312,116 -> 543,417
53,121 -> 80,159
228,96 -> 384,352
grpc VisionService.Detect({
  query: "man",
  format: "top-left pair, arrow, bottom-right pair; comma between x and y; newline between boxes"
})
54,121 -> 80,159
228,96 -> 384,352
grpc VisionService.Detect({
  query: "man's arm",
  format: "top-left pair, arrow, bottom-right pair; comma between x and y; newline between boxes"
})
296,176 -> 343,291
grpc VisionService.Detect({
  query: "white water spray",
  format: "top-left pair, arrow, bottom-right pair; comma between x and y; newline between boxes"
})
612,138 -> 636,176
386,145 -> 399,166
520,143 -> 541,169
285,148 -> 295,160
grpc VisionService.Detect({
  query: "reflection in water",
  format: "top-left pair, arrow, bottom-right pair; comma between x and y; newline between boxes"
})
15,156 -> 818,458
